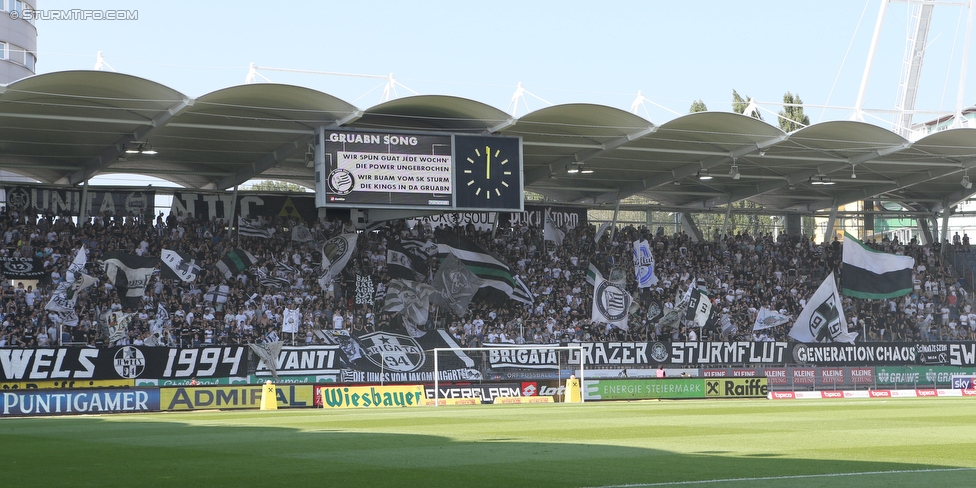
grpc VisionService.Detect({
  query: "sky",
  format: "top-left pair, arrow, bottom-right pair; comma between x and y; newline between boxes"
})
31,0 -> 976,128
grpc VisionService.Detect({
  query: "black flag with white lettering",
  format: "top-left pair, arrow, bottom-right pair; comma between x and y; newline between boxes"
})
101,252 -> 158,309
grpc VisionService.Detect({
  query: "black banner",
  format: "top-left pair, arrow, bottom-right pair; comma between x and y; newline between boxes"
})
170,191 -> 317,222
504,204 -> 588,230
664,342 -> 790,365
487,345 -> 572,370
407,204 -> 588,232
949,343 -> 976,366
916,343 -> 950,365
790,343 -> 918,366
3,186 -> 154,217
0,256 -> 45,279
6,341 -> 974,383
322,329 -> 482,383
0,346 -> 248,381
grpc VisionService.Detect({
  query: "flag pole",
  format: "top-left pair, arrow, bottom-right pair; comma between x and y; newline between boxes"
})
229,183 -> 240,244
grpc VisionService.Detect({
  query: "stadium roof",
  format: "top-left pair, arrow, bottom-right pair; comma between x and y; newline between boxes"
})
3,70 -> 976,215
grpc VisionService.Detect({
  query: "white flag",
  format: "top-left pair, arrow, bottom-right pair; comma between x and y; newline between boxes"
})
291,224 -> 314,242
595,221 -> 612,243
753,307 -> 791,331
632,239 -> 658,288
544,216 -> 565,246
685,288 -> 712,328
317,233 -> 358,290
282,308 -> 301,334
591,270 -> 631,331
790,272 -> 857,343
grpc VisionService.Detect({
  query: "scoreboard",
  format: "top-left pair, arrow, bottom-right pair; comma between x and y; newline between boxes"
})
315,129 -> 523,212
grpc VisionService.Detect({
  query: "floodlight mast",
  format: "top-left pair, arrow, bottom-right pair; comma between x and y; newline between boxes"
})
432,345 -> 586,406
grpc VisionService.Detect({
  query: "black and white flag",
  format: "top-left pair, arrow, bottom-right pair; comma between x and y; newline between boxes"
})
384,279 -> 436,337
238,217 -> 274,238
160,249 -> 201,282
101,251 -> 158,309
272,257 -> 298,275
790,272 -> 857,343
387,239 -> 427,281
204,284 -> 230,304
430,254 -> 483,316
356,275 -> 375,306
317,233 -> 358,289
255,269 -> 291,289
291,223 -> 314,242
685,288 -> 714,328
590,265 -> 631,330
46,246 -> 98,326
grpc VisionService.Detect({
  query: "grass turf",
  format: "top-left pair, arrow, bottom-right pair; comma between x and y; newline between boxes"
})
2,398 -> 975,487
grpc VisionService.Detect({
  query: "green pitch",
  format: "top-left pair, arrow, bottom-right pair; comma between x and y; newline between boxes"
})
2,399 -> 975,487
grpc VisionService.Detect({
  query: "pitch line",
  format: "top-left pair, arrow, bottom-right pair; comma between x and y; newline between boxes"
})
586,467 -> 976,487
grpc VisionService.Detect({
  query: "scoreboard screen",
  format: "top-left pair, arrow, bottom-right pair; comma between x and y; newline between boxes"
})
315,129 -> 523,212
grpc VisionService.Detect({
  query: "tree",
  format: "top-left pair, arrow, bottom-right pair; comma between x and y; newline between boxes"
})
246,180 -> 309,192
732,89 -> 762,120
778,92 -> 810,132
689,99 -> 708,113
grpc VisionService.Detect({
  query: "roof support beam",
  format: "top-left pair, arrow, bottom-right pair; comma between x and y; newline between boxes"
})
212,136 -> 309,190
587,134 -> 788,205
63,98 -> 193,185
792,156 -> 976,212
0,112 -> 156,126
690,142 -> 912,210
523,126 -> 657,184
165,122 -> 314,135
488,117 -> 517,133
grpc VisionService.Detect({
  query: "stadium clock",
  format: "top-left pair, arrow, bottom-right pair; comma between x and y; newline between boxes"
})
454,135 -> 523,211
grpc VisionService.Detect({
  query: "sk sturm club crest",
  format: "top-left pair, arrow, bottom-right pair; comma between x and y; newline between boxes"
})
114,346 -> 146,378
596,280 -> 629,323
649,342 -> 670,363
359,332 -> 425,372
5,187 -> 30,210
124,192 -> 149,215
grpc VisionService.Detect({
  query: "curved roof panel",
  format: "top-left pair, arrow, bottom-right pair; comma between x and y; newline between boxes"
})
2,70 -> 976,214
354,95 -> 512,132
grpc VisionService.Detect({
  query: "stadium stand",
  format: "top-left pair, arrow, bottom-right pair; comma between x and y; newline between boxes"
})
0,204 -> 971,349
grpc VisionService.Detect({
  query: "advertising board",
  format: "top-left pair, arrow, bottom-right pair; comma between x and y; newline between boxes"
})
161,385 -> 313,411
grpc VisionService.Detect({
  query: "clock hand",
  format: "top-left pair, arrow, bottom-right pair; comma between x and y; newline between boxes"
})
486,146 -> 491,180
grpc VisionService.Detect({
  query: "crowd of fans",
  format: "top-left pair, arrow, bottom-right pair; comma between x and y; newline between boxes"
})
0,203 -> 972,349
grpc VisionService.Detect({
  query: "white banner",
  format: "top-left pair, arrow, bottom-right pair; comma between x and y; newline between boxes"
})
337,151 -> 453,194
